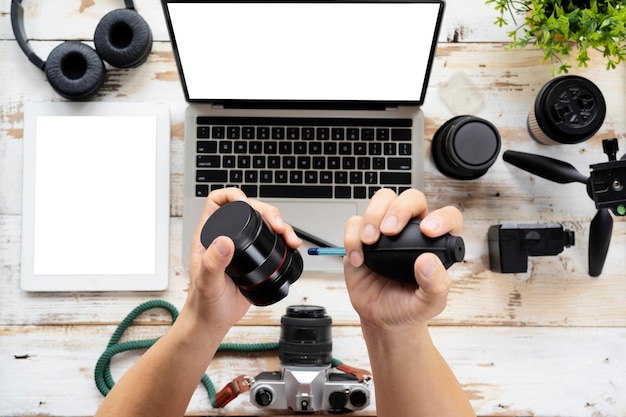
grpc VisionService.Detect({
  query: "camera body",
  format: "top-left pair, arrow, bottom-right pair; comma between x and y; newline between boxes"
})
250,367 -> 370,413
249,305 -> 371,413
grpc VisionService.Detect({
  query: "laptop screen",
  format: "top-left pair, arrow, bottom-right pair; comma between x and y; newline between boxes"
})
162,1 -> 444,105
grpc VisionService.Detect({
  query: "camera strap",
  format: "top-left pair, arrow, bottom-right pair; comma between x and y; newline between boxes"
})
215,375 -> 254,407
95,300 -> 372,409
335,362 -> 373,383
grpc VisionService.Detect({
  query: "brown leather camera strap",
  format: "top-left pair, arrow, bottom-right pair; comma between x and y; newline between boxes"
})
215,375 -> 254,408
335,363 -> 373,383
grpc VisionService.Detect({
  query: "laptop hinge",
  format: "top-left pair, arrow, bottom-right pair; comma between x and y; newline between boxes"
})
385,105 -> 399,112
209,101 -> 393,111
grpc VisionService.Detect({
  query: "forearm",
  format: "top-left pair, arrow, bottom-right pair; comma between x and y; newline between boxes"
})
362,323 -> 475,417
95,309 -> 229,417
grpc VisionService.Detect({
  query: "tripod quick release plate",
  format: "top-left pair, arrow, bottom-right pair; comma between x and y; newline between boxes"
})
590,160 -> 626,216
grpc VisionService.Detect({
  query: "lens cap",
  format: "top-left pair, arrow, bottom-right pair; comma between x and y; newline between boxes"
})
200,200 -> 262,254
528,75 -> 606,145
432,115 -> 501,180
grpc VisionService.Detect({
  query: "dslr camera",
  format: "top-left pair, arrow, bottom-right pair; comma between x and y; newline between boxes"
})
249,305 -> 372,413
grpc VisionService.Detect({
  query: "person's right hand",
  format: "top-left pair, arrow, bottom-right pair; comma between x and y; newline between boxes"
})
185,188 -> 301,335
343,188 -> 463,333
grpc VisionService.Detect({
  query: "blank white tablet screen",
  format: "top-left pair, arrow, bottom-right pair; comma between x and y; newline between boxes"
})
33,115 -> 157,275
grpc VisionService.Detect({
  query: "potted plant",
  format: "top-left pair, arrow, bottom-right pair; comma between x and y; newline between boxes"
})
485,0 -> 626,74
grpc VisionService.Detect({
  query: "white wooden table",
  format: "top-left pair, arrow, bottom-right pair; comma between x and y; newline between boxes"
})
1,1 -> 625,416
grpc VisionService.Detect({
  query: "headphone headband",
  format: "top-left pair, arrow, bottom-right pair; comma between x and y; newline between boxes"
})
10,0 -> 137,70
10,0 -> 44,69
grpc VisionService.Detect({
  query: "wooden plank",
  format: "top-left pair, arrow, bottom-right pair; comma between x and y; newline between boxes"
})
1,325 -> 624,417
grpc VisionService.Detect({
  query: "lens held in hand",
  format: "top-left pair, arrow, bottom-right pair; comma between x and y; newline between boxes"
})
200,201 -> 303,306
528,75 -> 606,145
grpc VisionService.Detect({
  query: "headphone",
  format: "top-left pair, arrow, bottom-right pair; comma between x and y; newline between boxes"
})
11,0 -> 152,100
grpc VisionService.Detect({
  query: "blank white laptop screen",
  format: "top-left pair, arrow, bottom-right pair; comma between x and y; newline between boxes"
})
21,102 -> 170,292
165,1 -> 443,102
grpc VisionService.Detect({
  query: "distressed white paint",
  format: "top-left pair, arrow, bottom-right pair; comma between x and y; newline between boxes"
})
1,0 -> 626,416
1,325 -> 624,416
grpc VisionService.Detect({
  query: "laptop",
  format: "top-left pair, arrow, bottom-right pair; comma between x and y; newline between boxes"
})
161,0 -> 445,270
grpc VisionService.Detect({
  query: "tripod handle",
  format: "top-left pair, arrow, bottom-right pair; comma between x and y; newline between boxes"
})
503,150 -> 588,184
588,209 -> 613,277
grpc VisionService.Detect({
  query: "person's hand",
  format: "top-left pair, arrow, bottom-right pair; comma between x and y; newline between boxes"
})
343,188 -> 463,333
185,188 -> 302,334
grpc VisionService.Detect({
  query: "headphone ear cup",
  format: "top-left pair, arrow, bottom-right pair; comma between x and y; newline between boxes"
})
94,8 -> 153,69
45,41 -> 106,100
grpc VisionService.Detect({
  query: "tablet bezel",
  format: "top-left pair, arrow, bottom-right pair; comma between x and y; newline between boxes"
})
21,102 -> 170,292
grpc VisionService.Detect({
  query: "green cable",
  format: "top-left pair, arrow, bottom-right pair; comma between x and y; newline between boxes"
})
93,300 -> 280,408
94,300 -> 177,398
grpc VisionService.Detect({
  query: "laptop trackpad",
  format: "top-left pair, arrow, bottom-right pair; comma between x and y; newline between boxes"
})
272,201 -> 358,272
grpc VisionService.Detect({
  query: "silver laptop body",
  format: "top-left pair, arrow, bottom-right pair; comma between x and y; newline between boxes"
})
161,0 -> 445,270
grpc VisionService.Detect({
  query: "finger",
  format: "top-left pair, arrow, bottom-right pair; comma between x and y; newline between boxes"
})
419,205 -> 464,238
360,188 -> 398,244
344,215 -> 365,267
193,188 -> 249,244
250,200 -> 302,248
250,199 -> 285,231
280,222 -> 303,249
413,253 -> 450,312
203,187 -> 249,218
379,188 -> 429,235
197,236 -> 236,291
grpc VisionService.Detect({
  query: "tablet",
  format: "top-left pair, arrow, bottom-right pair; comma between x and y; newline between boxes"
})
21,102 -> 170,291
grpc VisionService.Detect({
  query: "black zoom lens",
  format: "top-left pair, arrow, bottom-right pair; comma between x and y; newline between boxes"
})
200,201 -> 303,306
279,305 -> 332,366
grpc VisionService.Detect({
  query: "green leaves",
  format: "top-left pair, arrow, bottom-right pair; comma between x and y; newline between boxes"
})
486,0 -> 626,73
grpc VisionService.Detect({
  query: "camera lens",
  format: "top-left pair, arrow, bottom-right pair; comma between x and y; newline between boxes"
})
528,75 -> 606,145
279,305 -> 332,366
432,115 -> 501,180
200,201 -> 303,306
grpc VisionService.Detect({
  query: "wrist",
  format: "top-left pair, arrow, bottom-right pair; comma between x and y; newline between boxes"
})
360,321 -> 432,355
173,307 -> 231,349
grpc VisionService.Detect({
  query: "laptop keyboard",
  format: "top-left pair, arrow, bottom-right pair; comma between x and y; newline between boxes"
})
194,116 -> 415,199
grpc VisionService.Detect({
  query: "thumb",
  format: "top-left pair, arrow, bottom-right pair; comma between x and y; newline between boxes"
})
414,253 -> 451,305
201,236 -> 235,276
